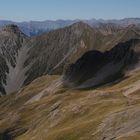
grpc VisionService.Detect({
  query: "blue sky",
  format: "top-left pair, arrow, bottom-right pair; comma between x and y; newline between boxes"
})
0,0 -> 140,21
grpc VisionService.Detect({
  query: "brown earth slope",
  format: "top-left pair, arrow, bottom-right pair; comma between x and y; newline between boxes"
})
1,66 -> 140,140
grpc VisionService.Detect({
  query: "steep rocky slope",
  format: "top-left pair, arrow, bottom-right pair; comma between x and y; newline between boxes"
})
23,22 -> 140,86
1,22 -> 104,94
0,22 -> 140,95
23,22 -> 105,85
0,25 -> 29,95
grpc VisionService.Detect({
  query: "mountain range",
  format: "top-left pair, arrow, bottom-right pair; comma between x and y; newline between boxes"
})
0,21 -> 140,95
0,18 -> 140,36
0,19 -> 140,139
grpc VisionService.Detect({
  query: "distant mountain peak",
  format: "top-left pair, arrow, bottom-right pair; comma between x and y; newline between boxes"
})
71,21 -> 92,29
0,18 -> 140,36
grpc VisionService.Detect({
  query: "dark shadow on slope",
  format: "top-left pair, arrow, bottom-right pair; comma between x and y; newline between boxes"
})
0,131 -> 12,140
0,128 -> 28,140
63,39 -> 140,89
0,56 -> 9,95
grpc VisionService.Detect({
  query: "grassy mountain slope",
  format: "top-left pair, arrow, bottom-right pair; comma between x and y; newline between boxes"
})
1,66 -> 140,139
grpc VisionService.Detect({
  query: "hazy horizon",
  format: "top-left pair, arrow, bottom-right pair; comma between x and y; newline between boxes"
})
0,0 -> 140,22
0,17 -> 140,23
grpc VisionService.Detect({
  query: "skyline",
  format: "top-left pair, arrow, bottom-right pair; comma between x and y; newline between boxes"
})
0,0 -> 140,22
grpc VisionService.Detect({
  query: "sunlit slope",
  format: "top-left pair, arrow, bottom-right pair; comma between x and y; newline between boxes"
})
1,66 -> 140,140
